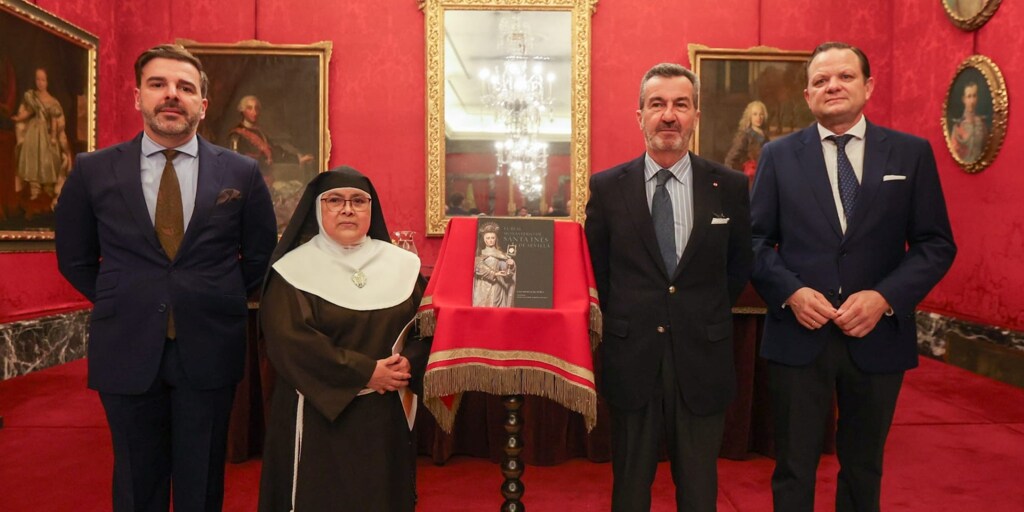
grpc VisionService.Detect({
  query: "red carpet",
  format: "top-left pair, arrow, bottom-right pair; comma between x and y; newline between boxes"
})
2,357 -> 1023,511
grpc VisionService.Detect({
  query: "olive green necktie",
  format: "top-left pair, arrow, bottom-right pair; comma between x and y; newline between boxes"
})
154,149 -> 183,338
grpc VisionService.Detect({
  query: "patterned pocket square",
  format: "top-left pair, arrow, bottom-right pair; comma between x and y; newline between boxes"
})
216,188 -> 242,205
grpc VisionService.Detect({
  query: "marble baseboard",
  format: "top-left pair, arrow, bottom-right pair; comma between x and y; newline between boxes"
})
0,310 -> 89,380
917,311 -> 1024,358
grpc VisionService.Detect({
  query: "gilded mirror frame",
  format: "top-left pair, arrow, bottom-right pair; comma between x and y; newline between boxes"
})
420,0 -> 597,236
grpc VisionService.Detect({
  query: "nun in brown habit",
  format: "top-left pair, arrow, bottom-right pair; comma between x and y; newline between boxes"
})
257,166 -> 428,512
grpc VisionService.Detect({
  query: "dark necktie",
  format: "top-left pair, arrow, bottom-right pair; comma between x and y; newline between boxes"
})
652,169 -> 677,276
827,134 -> 859,221
154,149 -> 183,338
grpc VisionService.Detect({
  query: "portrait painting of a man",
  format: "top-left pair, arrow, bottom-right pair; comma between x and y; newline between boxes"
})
180,40 -> 331,234
941,55 -> 1006,172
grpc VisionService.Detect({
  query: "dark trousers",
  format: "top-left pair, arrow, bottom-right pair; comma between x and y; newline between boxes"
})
769,336 -> 904,512
99,340 -> 235,512
609,342 -> 725,512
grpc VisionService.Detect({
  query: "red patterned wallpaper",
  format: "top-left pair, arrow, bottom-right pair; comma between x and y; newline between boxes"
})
891,0 -> 1024,330
4,0 -> 1021,332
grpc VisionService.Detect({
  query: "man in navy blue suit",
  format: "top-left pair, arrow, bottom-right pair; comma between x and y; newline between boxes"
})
55,45 -> 277,511
750,42 -> 956,511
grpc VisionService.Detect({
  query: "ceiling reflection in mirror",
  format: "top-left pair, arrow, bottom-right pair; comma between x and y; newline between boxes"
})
444,10 -> 572,219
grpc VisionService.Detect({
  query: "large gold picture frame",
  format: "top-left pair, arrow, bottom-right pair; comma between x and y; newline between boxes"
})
941,54 -> 1007,174
0,0 -> 97,249
689,44 -> 813,186
178,39 -> 332,234
942,0 -> 1002,31
421,0 -> 597,236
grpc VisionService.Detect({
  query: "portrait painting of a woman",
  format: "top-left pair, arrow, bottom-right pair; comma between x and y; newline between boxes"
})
11,67 -> 72,211
472,222 -> 516,308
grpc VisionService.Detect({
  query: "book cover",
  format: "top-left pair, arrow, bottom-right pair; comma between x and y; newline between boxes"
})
471,218 -> 554,309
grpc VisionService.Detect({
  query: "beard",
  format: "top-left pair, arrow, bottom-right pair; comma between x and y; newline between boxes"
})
645,127 -> 688,153
142,100 -> 201,139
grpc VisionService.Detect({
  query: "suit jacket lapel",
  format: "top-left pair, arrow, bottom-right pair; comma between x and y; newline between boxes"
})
115,134 -> 164,255
177,137 -> 226,257
844,121 -> 889,240
618,156 -> 669,277
675,154 -> 716,278
798,125 -> 843,239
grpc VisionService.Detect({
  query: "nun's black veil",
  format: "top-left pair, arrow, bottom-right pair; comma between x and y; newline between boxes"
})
260,166 -> 392,296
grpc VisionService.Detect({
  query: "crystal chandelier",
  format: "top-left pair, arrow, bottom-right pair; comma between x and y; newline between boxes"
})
478,12 -> 554,201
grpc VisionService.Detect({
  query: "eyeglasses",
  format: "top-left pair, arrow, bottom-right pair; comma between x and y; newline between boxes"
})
321,195 -> 372,213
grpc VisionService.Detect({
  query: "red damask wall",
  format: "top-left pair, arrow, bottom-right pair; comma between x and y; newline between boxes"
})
2,0 -> 1020,332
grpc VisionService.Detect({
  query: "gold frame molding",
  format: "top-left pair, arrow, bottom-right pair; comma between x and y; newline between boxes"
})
178,39 -> 332,233
688,44 -> 812,160
941,54 -> 1007,174
0,0 -> 98,247
420,0 -> 597,236
178,39 -> 332,173
942,0 -> 1002,31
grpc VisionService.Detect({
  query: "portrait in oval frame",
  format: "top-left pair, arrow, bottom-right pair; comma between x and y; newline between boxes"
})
941,55 -> 1007,173
942,0 -> 1002,31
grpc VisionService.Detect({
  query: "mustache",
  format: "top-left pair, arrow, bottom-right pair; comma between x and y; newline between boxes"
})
156,100 -> 183,111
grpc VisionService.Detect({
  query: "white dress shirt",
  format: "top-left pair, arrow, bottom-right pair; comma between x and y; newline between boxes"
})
816,115 -> 867,233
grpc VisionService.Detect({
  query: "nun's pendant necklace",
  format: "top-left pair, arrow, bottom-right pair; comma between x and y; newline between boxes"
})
351,269 -> 368,288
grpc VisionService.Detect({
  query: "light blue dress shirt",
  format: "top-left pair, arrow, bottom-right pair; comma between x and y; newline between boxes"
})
139,133 -> 199,229
644,153 -> 693,261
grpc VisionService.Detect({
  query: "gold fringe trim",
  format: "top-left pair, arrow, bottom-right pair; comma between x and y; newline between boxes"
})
589,302 -> 602,350
427,348 -> 594,382
423,393 -> 463,434
423,365 -> 597,433
416,308 -> 436,337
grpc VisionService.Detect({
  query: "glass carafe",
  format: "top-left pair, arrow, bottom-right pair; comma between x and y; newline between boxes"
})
393,230 -> 418,255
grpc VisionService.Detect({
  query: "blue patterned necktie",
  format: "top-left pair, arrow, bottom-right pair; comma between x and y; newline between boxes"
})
827,134 -> 859,222
652,169 -> 677,276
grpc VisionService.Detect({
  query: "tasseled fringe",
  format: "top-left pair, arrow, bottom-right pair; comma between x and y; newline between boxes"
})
416,308 -> 436,337
424,366 -> 598,432
423,394 -> 463,433
589,302 -> 602,350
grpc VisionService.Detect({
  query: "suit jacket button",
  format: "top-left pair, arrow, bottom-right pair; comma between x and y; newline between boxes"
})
668,286 -> 676,294
157,304 -> 167,312
656,326 -> 666,333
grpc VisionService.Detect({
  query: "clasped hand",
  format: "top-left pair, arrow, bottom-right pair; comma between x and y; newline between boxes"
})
367,353 -> 411,394
785,287 -> 890,338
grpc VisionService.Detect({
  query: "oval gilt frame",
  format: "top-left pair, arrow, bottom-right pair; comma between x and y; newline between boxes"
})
941,0 -> 1002,31
940,55 -> 1007,174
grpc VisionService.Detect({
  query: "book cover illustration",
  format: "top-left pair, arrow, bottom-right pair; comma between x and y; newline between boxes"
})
471,218 -> 554,309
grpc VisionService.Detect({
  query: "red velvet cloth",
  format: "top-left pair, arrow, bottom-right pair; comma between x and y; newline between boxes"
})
418,217 -> 600,431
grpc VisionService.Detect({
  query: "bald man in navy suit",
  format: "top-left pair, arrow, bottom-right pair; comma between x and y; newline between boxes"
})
750,42 -> 956,511
56,45 -> 276,512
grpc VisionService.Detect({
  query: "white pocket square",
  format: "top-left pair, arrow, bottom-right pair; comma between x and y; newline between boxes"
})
711,217 -> 730,225
883,174 -> 907,181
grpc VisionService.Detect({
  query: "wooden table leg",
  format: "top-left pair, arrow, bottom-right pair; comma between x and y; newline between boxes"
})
501,395 -> 525,511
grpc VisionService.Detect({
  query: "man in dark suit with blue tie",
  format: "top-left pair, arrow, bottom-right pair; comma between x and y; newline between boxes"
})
586,63 -> 753,512
55,45 -> 277,511
750,42 -> 956,512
